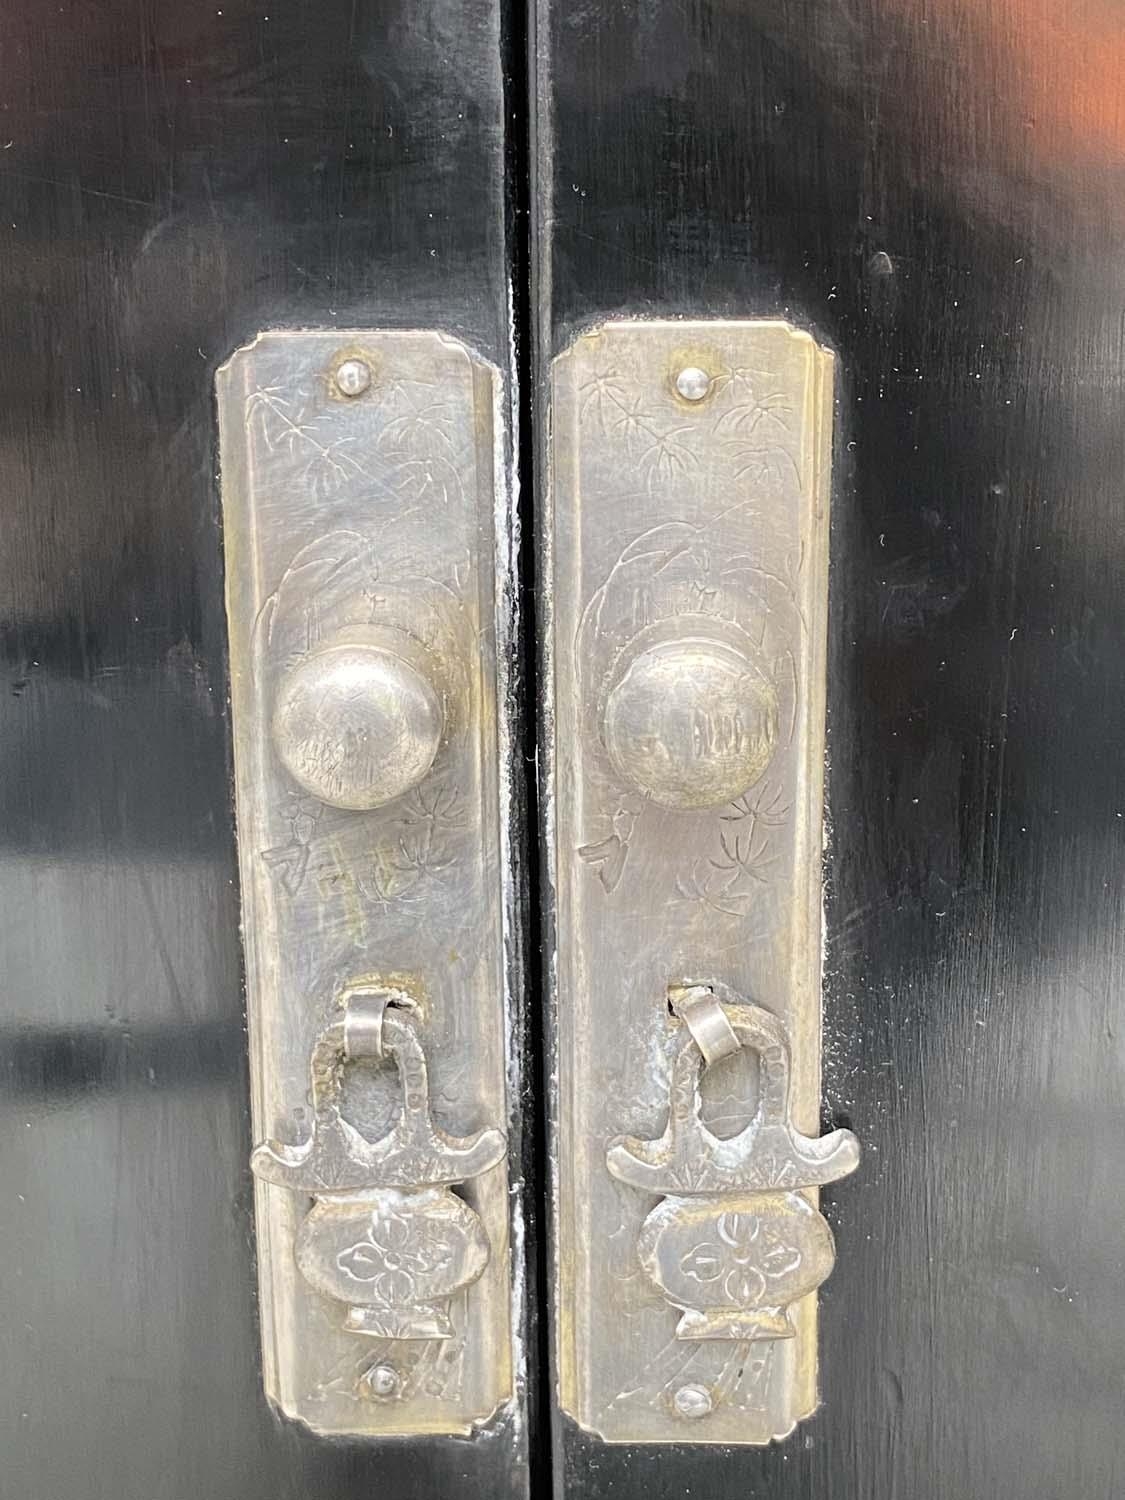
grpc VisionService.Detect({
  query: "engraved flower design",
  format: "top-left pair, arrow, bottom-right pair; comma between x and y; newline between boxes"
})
336,1204 -> 456,1307
679,1211 -> 802,1308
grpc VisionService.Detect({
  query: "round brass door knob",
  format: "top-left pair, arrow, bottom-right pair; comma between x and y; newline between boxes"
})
272,637 -> 443,810
603,635 -> 778,809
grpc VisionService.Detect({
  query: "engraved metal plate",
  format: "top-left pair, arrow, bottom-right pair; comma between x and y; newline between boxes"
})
218,330 -> 514,1436
547,320 -> 855,1443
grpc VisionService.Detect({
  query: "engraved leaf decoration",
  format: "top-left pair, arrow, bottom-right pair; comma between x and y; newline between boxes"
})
372,1267 -> 417,1306
679,1242 -> 725,1283
723,1265 -> 767,1308
247,386 -> 372,493
336,1242 -> 384,1283
370,1210 -> 412,1253
718,1211 -> 761,1258
578,834 -> 629,893
761,1243 -> 803,1279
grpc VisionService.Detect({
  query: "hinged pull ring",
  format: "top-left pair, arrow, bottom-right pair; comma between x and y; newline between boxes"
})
606,980 -> 859,1345
251,981 -> 507,1342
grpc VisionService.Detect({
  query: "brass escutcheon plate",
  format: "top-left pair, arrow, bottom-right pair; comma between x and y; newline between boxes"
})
546,320 -> 843,1444
218,330 -> 515,1437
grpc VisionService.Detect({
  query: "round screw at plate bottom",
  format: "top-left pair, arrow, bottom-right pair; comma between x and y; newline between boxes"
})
672,1382 -> 714,1420
334,357 -> 372,397
361,1363 -> 402,1401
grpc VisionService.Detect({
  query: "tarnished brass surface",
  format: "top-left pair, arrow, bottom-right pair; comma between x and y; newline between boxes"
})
218,330 -> 514,1437
548,319 -> 846,1443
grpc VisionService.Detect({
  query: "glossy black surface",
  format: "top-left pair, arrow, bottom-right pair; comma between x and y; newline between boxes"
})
537,2 -> 1125,1496
0,2 -> 530,1496
7,0 -> 1125,1494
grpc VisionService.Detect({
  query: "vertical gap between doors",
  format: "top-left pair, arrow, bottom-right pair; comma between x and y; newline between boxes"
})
501,0 -> 553,1489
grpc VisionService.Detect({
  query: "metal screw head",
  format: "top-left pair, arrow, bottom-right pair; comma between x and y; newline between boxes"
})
334,357 -> 372,398
362,1363 -> 402,1401
674,365 -> 712,402
673,1382 -> 714,1419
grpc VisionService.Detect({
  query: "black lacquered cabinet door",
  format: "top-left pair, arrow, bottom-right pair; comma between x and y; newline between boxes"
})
532,3 -> 1125,1499
0,2 -> 535,1497
4,2 -> 1125,1499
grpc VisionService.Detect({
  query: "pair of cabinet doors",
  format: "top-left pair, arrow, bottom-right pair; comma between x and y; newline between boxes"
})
4,2 -> 1124,1499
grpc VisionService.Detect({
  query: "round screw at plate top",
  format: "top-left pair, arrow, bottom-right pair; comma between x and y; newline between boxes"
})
673,1382 -> 714,1420
674,365 -> 712,403
362,1363 -> 402,1401
334,357 -> 372,398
